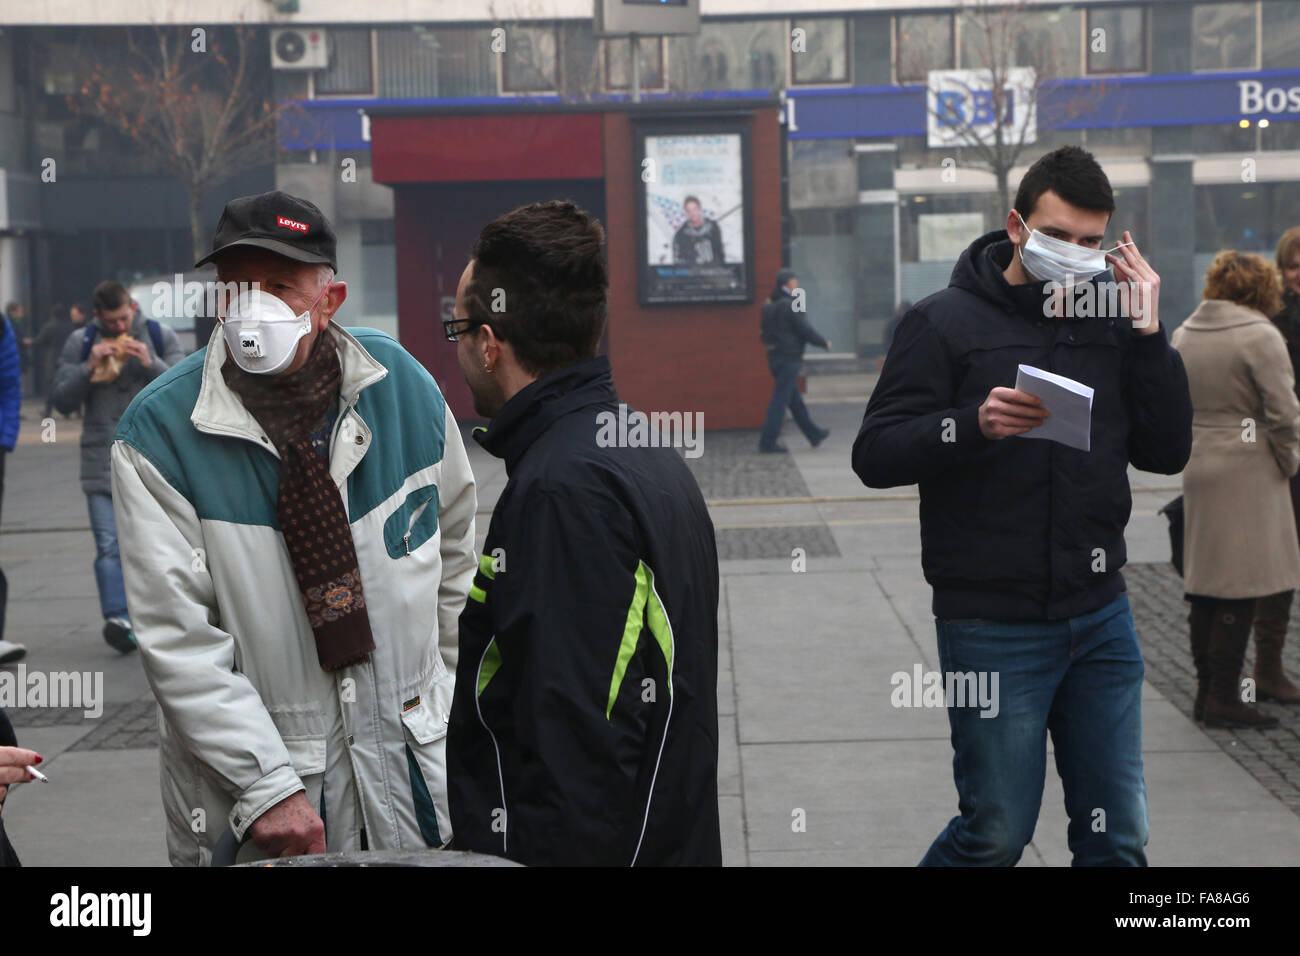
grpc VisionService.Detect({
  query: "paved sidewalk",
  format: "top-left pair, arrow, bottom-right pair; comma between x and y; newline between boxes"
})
3,380 -> 1299,866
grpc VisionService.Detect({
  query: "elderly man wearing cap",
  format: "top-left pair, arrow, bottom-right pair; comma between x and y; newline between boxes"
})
110,190 -> 478,864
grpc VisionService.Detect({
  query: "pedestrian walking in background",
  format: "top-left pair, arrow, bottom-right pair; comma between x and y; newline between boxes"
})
5,302 -> 29,401
1172,251 -> 1300,729
854,146 -> 1193,866
445,200 -> 722,866
34,303 -> 75,419
0,312 -> 23,665
49,281 -> 185,654
758,268 -> 831,453
1246,227 -> 1300,706
111,190 -> 477,865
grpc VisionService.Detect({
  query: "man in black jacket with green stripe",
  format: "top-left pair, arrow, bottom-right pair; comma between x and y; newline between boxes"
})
445,200 -> 722,866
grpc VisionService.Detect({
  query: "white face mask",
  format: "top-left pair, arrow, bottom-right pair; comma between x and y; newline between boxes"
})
1015,211 -> 1130,289
221,285 -> 327,375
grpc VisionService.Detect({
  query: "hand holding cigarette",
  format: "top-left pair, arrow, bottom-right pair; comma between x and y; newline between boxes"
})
0,747 -> 44,812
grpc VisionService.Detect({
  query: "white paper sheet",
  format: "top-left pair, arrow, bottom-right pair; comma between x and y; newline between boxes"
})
1013,364 -> 1094,452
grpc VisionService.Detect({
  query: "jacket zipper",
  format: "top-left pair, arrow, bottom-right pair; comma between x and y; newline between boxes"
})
403,497 -> 432,556
474,638 -> 509,856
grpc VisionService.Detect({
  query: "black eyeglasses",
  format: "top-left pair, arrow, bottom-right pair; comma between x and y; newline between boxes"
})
443,316 -> 484,342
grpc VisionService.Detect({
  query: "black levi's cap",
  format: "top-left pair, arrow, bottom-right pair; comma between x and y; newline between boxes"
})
195,190 -> 338,272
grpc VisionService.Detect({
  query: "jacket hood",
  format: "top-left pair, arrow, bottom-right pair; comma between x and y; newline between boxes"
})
474,355 -> 618,473
948,229 -> 1115,323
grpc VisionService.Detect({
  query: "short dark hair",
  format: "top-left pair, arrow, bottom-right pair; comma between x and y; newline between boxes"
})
92,281 -> 131,314
71,300 -> 92,318
683,195 -> 701,208
465,200 -> 608,377
1013,146 -> 1114,221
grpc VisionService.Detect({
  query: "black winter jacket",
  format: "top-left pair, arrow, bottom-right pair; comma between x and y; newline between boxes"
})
447,356 -> 722,866
852,231 -> 1193,621
761,286 -> 828,360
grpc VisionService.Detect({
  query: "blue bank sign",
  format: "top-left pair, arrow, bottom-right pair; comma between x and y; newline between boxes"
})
279,69 -> 1300,150
786,68 -> 1300,141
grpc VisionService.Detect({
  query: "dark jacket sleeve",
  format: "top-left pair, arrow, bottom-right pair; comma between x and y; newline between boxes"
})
787,301 -> 829,350
710,222 -> 725,263
852,308 -> 993,488
0,320 -> 20,451
50,329 -> 92,416
493,481 -> 651,865
1125,326 -> 1193,474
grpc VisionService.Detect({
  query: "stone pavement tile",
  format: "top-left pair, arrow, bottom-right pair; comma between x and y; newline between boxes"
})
718,713 -> 741,797
739,739 -> 957,862
719,794 -> 747,867
728,569 -> 952,743
4,748 -> 169,866
1141,752 -> 1300,865
2,724 -> 94,764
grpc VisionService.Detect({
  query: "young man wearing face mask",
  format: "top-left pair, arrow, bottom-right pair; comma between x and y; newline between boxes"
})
108,191 -> 478,864
852,146 -> 1193,866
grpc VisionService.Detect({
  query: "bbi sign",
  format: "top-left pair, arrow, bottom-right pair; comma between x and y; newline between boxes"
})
927,68 -> 1037,149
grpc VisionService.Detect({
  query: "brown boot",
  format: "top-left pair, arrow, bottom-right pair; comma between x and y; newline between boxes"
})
1252,590 -> 1300,704
1188,600 -> 1213,722
1204,599 -> 1279,729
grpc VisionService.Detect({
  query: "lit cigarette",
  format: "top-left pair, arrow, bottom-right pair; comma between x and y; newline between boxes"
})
25,765 -> 48,783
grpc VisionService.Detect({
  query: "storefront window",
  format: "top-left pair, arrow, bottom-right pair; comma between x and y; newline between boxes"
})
317,28 -> 373,95
1192,2 -> 1257,71
960,8 -> 1082,78
502,24 -> 558,93
895,14 -> 953,83
1084,126 -> 1152,158
1262,0 -> 1300,70
1086,6 -> 1146,75
790,207 -> 856,354
375,26 -> 496,98
1196,183 -> 1300,258
670,19 -> 786,93
789,139 -> 857,209
791,18 -> 849,85
604,37 -> 665,90
1188,121 -> 1257,154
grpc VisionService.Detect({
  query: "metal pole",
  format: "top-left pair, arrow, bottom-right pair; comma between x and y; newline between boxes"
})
631,32 -> 640,103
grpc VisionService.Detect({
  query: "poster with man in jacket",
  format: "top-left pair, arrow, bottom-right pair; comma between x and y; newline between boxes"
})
110,191 -> 478,864
853,146 -> 1193,866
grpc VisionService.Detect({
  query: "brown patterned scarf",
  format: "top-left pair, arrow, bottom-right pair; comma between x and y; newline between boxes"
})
222,330 -> 375,671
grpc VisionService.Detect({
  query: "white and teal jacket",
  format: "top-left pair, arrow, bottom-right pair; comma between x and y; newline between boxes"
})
110,323 -> 477,866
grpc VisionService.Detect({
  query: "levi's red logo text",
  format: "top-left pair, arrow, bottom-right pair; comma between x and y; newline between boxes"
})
276,215 -> 309,233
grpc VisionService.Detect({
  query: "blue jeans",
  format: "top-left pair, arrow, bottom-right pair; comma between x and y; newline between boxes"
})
759,354 -> 820,449
87,493 -> 129,622
920,593 -> 1148,866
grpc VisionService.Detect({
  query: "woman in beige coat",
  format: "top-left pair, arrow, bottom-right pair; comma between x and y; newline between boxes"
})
1172,251 -> 1300,729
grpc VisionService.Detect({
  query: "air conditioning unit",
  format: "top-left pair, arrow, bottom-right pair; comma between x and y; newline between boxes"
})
271,28 -> 329,70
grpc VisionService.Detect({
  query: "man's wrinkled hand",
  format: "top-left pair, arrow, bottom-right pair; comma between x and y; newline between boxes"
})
248,791 -> 326,858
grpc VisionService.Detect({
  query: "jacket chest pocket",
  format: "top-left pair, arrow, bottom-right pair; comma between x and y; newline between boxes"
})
383,485 -> 440,558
